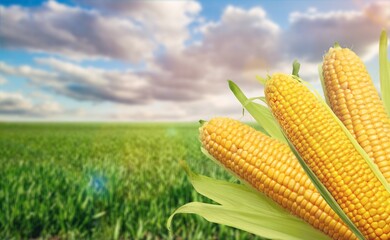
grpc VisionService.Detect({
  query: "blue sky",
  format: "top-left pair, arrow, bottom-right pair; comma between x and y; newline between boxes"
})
0,0 -> 389,121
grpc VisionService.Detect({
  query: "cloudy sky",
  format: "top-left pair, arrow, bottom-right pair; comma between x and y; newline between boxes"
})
0,0 -> 389,121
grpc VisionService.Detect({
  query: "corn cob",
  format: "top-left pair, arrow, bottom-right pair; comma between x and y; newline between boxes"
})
200,117 -> 356,240
265,73 -> 390,239
322,46 -> 390,183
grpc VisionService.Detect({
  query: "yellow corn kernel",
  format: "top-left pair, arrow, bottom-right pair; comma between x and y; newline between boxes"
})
265,73 -> 390,239
200,117 -> 356,240
322,46 -> 390,183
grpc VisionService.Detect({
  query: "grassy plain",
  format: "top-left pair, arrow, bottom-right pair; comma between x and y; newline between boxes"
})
0,122 -> 260,239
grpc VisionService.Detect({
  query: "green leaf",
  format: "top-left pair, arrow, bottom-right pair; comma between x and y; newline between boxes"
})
168,162 -> 331,240
114,218 -> 121,240
199,119 -> 207,125
228,80 -> 287,144
379,30 -> 390,116
318,64 -> 331,106
180,157 -> 284,215
292,60 -> 300,77
92,211 -> 106,219
256,75 -> 267,85
168,202 -> 330,240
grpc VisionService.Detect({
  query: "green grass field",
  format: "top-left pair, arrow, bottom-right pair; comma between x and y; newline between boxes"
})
0,122 -> 261,239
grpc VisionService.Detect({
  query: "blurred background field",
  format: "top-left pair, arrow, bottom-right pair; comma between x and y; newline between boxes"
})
0,122 -> 263,239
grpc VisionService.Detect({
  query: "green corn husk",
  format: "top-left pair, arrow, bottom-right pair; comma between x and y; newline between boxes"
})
228,80 -> 287,144
167,161 -> 331,240
379,31 -> 390,116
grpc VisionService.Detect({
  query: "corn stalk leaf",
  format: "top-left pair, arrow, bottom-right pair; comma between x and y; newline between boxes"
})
180,157 -> 284,214
318,65 -> 331,106
256,75 -> 267,85
167,162 -> 331,240
292,60 -> 300,77
379,30 -> 390,116
228,80 -> 287,144
168,202 -> 330,240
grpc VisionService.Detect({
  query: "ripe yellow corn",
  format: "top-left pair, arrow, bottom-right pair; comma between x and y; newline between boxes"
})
265,73 -> 390,239
322,46 -> 390,183
200,117 -> 356,240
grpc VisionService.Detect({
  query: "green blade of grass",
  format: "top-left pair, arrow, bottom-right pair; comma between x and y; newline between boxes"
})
92,211 -> 106,219
113,218 -> 121,240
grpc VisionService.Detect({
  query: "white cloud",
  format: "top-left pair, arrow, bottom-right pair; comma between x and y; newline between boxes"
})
0,56 -> 266,121
287,1 -> 390,62
194,5 -> 281,71
0,57 -> 229,105
0,59 -> 151,104
0,0 -> 201,61
76,0 -> 201,52
0,91 -> 64,116
104,87 -> 259,122
148,5 -> 284,102
0,1 -> 156,62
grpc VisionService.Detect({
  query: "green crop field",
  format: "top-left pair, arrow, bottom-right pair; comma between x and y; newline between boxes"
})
0,122 -> 261,239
